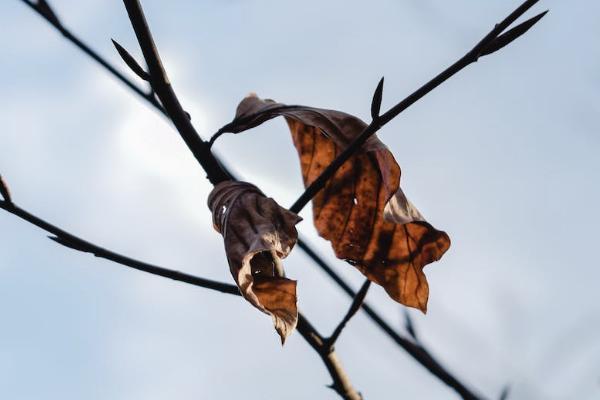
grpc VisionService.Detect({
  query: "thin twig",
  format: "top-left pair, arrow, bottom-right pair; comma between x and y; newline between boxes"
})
0,198 -> 361,400
326,280 -> 371,350
0,200 -> 238,294
290,0 -> 547,214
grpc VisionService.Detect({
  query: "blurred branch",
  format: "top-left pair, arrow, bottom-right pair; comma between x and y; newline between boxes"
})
290,0 -> 547,214
325,280 -> 371,350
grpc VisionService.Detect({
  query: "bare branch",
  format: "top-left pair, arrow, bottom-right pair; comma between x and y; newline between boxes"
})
121,0 -> 230,185
326,280 -> 371,349
0,200 -> 238,294
289,0 -> 547,214
0,198 -> 362,399
14,1 -> 499,398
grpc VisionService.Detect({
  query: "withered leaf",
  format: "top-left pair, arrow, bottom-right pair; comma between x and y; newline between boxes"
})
219,95 -> 450,312
208,180 -> 302,343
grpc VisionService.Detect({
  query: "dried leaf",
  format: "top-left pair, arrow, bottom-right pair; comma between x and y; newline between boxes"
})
219,95 -> 450,312
208,181 -> 302,343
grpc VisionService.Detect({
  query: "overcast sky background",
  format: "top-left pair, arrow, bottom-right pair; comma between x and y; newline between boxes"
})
1,0 -> 599,399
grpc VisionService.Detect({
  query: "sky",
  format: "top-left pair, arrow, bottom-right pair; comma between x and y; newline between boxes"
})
1,0 -> 599,399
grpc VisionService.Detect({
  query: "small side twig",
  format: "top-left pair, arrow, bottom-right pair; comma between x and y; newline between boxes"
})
325,280 -> 371,351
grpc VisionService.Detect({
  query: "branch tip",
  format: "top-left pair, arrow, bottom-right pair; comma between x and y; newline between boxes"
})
481,10 -> 548,57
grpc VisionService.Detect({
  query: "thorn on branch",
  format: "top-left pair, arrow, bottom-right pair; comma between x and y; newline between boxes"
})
499,385 -> 511,400
403,309 -> 418,341
480,10 -> 548,57
0,175 -> 13,204
371,77 -> 384,120
48,235 -> 92,253
325,280 -> 371,350
111,39 -> 150,82
36,0 -> 61,27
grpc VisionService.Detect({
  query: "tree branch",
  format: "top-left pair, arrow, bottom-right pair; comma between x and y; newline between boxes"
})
289,0 -> 547,214
13,1 -> 498,398
0,196 -> 361,399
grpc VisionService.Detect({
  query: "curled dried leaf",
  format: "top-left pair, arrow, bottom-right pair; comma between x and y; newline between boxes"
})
219,95 -> 451,312
208,181 -> 302,343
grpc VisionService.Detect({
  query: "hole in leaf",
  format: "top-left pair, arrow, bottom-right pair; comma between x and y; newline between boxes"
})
251,251 -> 276,277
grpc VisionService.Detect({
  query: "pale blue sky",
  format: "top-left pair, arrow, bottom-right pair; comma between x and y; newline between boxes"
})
1,1 -> 599,399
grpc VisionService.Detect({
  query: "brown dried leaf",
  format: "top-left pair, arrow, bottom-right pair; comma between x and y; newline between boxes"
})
208,181 -> 302,343
220,95 -> 450,312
